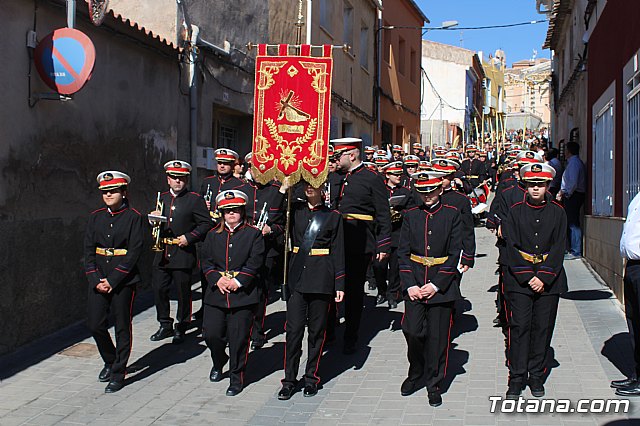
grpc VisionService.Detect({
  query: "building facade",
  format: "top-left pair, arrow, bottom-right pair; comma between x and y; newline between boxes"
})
376,0 -> 427,151
504,58 -> 552,131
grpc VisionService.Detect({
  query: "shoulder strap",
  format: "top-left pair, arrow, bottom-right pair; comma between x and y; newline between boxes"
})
288,209 -> 332,288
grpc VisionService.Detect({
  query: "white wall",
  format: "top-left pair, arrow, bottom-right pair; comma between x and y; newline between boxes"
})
421,56 -> 468,127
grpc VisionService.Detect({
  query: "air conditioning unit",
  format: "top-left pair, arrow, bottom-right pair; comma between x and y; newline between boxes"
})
197,147 -> 216,170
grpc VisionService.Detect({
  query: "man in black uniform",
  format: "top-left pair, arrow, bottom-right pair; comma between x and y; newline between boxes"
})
502,162 -> 567,399
85,171 -> 144,393
278,181 -> 345,400
201,190 -> 265,396
332,137 -> 392,354
401,155 -> 420,189
150,161 -> 212,344
431,158 -> 476,272
397,171 -> 463,407
373,161 -> 416,308
460,144 -> 487,189
200,148 -> 245,218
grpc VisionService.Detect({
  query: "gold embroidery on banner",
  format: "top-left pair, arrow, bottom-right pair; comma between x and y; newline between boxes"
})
265,118 -> 318,171
257,61 -> 287,91
278,124 -> 304,134
277,90 -> 310,122
254,135 -> 274,163
300,62 -> 329,94
304,139 -> 324,167
287,65 -> 299,77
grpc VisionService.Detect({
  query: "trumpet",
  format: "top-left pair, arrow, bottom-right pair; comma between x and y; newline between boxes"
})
203,184 -> 212,204
149,192 -> 166,252
255,202 -> 268,230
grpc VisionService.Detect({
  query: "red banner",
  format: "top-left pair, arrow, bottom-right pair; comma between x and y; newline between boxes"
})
251,44 -> 333,188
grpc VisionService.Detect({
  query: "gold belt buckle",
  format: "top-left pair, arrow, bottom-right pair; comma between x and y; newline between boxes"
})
423,257 -> 435,267
532,254 -> 544,264
105,248 -> 114,257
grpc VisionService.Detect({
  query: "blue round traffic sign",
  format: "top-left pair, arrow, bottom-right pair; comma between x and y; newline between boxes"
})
34,28 -> 96,95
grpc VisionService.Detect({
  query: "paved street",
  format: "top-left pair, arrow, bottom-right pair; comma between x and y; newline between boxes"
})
1,228 -> 639,425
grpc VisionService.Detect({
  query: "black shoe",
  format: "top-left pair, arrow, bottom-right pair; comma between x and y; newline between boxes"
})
98,366 -> 112,383
506,381 -> 523,399
226,384 -> 243,396
428,391 -> 442,407
342,341 -> 356,355
494,267 -> 500,275
401,378 -> 420,396
376,294 -> 387,305
611,378 -> 637,389
193,309 -> 203,321
105,380 -> 125,393
528,377 -> 545,397
251,339 -> 265,350
278,385 -> 295,400
150,326 -> 174,341
388,299 -> 398,309
303,384 -> 318,397
616,383 -> 640,396
209,367 -> 223,382
172,329 -> 184,345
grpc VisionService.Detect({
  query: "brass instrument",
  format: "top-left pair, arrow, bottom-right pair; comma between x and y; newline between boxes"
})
255,202 -> 268,230
324,182 -> 331,207
390,206 -> 403,223
149,192 -> 167,252
203,184 -> 212,204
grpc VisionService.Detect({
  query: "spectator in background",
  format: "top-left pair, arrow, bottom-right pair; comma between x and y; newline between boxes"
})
545,148 -> 563,197
611,191 -> 640,396
556,142 -> 586,259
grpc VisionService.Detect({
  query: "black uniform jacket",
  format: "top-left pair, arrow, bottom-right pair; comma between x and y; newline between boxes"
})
337,163 -> 392,255
199,172 -> 245,212
155,189 -> 212,269
442,188 -> 476,267
502,194 -> 568,296
460,158 -> 488,187
201,222 -> 265,308
289,202 -> 345,294
398,202 -> 463,304
236,180 -> 285,257
387,184 -> 416,248
486,172 -> 517,230
84,203 -> 144,291
326,171 -> 344,209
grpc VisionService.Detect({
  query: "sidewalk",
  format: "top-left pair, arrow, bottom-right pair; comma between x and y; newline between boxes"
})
0,228 -> 638,425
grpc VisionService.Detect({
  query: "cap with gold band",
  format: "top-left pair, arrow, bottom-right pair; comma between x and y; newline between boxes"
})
364,146 -> 376,154
478,150 -> 488,157
97,171 -> 130,190
418,161 -> 432,171
412,171 -> 445,193
382,161 -> 404,175
363,162 -> 377,171
445,150 -> 461,162
466,144 -> 478,152
331,137 -> 362,155
515,150 -> 543,165
376,149 -> 387,157
403,155 -> 420,166
412,142 -> 422,150
244,152 -> 253,164
430,158 -> 460,173
214,148 -> 239,163
164,160 -> 192,176
215,190 -> 248,209
520,163 -> 556,182
434,147 -> 447,157
392,144 -> 403,153
374,155 -> 390,166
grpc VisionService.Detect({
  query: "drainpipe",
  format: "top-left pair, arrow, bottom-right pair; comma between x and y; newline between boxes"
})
306,0 -> 312,44
189,25 -> 200,186
67,0 -> 75,28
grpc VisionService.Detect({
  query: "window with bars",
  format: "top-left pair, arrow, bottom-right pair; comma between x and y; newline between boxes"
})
627,74 -> 640,210
593,102 -> 614,216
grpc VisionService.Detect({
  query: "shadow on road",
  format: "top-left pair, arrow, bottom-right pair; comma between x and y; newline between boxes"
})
561,289 -> 613,301
602,332 -> 635,379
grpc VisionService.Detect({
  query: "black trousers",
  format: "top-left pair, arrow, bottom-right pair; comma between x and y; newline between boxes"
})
344,254 -> 371,344
283,291 -> 331,387
152,267 -> 192,329
624,261 -> 640,378
402,300 -> 453,392
87,284 -> 136,382
366,262 -> 376,289
373,247 -> 401,301
203,303 -> 256,387
506,291 -> 559,383
496,266 -> 508,321
252,256 -> 275,343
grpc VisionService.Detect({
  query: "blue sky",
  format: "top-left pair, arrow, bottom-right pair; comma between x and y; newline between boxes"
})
414,0 -> 550,66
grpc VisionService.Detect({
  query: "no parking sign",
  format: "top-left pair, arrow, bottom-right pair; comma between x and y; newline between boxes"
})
34,28 -> 96,95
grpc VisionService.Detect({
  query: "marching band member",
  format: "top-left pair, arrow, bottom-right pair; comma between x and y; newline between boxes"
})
278,181 -> 345,400
200,149 -> 245,216
502,163 -> 567,399
398,171 -> 463,407
85,171 -> 143,393
201,190 -> 265,396
150,161 -> 211,344
373,161 -> 416,308
401,155 -> 420,189
332,137 -> 392,354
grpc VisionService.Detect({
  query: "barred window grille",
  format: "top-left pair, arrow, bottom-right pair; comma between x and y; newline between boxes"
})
628,86 -> 640,207
593,102 -> 614,216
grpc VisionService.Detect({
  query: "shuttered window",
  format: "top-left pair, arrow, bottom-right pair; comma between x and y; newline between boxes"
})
627,83 -> 640,209
593,102 -> 614,216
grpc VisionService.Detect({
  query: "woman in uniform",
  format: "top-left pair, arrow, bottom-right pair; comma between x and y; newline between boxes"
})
200,189 -> 265,396
84,171 -> 144,393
